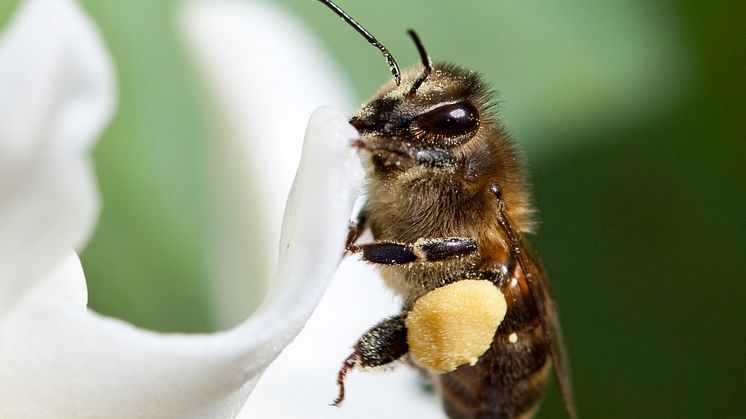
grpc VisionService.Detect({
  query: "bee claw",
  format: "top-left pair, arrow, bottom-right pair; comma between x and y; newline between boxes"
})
331,353 -> 359,407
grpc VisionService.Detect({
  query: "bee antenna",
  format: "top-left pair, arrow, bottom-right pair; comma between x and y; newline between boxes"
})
407,29 -> 432,95
317,0 -> 401,85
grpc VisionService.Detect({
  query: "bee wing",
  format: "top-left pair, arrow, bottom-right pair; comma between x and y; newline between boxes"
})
522,240 -> 578,419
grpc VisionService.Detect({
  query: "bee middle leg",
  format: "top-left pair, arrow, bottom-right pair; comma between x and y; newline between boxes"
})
349,237 -> 477,265
332,314 -> 408,406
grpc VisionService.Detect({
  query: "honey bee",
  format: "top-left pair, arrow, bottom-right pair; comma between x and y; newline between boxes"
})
317,1 -> 576,418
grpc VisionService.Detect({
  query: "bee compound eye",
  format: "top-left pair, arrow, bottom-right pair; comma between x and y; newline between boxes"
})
412,101 -> 479,144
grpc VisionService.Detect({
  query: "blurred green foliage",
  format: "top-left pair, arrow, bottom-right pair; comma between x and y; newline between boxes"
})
77,0 -> 215,333
2,0 -> 745,417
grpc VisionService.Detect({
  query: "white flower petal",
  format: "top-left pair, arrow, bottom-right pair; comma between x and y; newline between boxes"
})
245,259 -> 448,419
0,107 -> 363,418
0,0 -> 115,311
180,0 -> 356,324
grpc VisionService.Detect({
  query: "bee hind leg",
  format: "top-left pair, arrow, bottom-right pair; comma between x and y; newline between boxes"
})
332,314 -> 408,406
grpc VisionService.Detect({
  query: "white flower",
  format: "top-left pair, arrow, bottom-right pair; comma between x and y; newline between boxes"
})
0,0 -> 372,417
0,0 -> 112,313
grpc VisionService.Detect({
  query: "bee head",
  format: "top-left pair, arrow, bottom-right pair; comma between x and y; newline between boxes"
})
350,59 -> 493,175
315,1 -> 495,178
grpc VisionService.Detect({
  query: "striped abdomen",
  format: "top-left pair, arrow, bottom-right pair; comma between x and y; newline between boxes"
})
438,270 -> 551,419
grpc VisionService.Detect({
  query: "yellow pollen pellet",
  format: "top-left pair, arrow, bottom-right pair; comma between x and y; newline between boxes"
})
405,280 -> 507,373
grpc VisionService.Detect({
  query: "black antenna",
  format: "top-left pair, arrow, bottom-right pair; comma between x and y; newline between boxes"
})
407,29 -> 431,95
317,0 -> 401,85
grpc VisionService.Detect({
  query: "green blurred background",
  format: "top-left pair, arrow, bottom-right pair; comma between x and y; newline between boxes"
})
2,0 -> 744,417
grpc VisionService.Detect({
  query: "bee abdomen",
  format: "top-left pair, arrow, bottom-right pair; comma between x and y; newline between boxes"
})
438,322 -> 550,419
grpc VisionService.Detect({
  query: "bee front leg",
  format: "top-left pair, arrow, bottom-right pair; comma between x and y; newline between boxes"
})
332,314 -> 408,406
345,211 -> 368,252
350,237 -> 477,265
